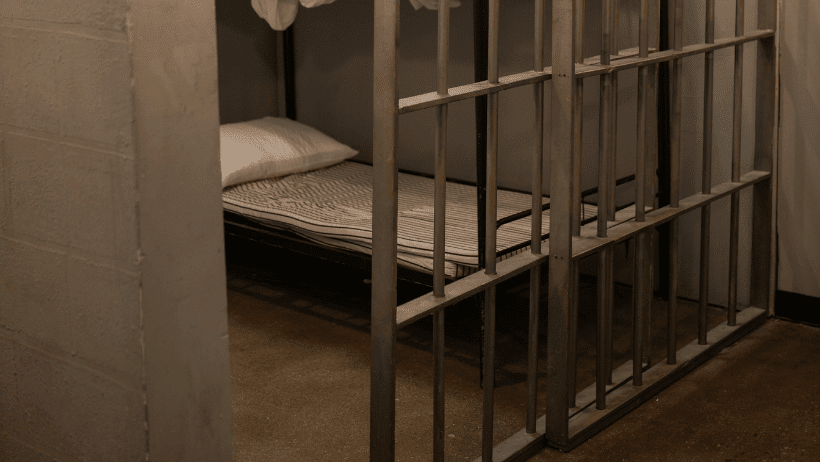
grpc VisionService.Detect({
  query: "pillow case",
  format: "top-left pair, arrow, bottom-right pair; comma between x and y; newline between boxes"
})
220,116 -> 358,188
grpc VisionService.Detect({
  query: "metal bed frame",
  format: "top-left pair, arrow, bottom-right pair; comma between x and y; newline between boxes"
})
371,0 -> 778,461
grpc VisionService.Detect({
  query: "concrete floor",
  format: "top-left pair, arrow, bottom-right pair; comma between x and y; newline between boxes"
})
225,240 -> 820,461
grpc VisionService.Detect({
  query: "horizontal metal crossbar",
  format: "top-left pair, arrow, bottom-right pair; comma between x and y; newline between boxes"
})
398,29 -> 773,114
577,28 -> 774,78
395,170 -> 770,328
572,170 -> 770,259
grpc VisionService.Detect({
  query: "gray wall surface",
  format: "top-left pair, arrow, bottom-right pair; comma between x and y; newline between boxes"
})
778,0 -> 820,299
0,0 -> 232,459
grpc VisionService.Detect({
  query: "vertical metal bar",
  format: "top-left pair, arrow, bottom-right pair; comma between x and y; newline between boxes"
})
527,0 -> 546,434
482,1 -> 500,458
608,0 -> 620,221
636,0 -> 649,223
599,0 -> 615,386
568,260 -> 579,408
482,286 -> 496,460
671,0 -> 682,210
656,0 -> 671,301
473,0 -> 488,390
728,0 -> 745,327
371,0 -> 399,460
646,0 -> 660,209
546,0 -> 575,446
643,229 -> 654,366
750,0 -> 777,312
473,0 -> 488,274
605,247 -> 614,384
667,219 -> 678,365
699,0 -> 715,346
432,3 -> 449,460
433,309 -> 445,462
633,233 -> 645,386
596,250 -> 607,410
598,0 -> 612,240
667,0 -> 682,366
527,264 -> 541,433
566,0 -> 585,411
434,115 -> 447,298
573,0 -> 586,237
533,0 -> 546,254
433,0 -> 449,298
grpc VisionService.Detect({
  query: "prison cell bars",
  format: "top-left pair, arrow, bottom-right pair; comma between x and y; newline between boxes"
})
372,0 -> 777,459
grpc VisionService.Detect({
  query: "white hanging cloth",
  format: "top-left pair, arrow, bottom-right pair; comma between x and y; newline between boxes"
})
252,0 -> 460,31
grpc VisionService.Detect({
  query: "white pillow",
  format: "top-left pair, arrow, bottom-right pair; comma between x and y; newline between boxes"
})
220,116 -> 358,188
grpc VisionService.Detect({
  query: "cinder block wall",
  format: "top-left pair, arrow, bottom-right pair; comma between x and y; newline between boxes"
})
0,0 -> 232,460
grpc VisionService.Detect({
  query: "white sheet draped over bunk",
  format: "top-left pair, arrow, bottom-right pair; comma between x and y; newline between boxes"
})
252,0 -> 460,31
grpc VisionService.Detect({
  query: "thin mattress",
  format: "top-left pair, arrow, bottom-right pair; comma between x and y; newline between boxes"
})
223,161 -> 598,278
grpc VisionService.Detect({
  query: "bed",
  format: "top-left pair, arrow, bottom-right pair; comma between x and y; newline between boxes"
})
219,114 -> 632,285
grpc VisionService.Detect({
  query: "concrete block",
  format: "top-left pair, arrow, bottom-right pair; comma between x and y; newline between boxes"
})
65,255 -> 143,381
0,27 -> 60,133
0,239 -> 142,382
0,0 -> 128,32
56,33 -> 133,149
0,337 -> 146,461
4,133 -> 138,264
0,432 -> 56,462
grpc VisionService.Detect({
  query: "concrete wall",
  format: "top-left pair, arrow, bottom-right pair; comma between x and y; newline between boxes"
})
778,0 -> 820,299
216,0 -> 280,124
0,0 -> 232,459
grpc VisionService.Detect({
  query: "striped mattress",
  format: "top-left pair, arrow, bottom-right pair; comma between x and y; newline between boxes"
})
223,161 -> 598,278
